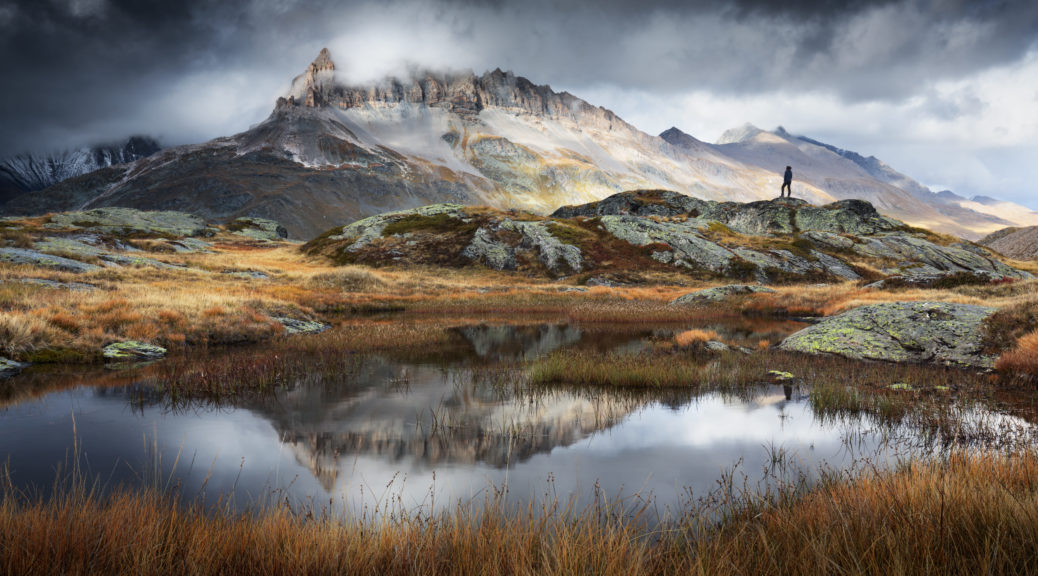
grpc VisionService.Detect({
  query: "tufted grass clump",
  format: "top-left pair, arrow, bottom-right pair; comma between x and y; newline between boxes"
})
995,329 -> 1038,385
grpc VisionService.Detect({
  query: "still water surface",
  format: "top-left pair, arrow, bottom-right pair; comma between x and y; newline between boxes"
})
0,321 -> 977,515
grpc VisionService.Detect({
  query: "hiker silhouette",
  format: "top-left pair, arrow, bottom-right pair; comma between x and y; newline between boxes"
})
780,166 -> 792,198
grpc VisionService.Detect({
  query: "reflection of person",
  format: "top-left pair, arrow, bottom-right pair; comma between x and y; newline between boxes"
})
781,166 -> 793,198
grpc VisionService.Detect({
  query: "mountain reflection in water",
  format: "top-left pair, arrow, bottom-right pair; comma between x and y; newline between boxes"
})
0,319 -> 914,514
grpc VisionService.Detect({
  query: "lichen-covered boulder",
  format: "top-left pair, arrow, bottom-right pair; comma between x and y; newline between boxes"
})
500,219 -> 582,274
779,301 -> 997,367
103,341 -> 167,361
462,227 -> 517,270
671,284 -> 775,304
227,217 -> 289,241
273,317 -> 330,335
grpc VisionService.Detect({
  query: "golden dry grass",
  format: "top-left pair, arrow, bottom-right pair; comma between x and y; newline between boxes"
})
2,230 -> 1036,368
3,452 -> 1038,575
995,329 -> 1038,384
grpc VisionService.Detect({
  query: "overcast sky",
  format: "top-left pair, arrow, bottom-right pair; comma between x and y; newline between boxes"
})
1,0 -> 1036,207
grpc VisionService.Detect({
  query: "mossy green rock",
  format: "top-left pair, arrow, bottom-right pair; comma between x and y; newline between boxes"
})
779,302 -> 997,367
103,341 -> 167,360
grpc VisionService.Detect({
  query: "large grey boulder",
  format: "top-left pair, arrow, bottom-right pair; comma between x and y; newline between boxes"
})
462,226 -> 517,270
779,301 -> 997,367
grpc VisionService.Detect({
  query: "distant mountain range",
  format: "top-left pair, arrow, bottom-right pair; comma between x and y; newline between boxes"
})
0,136 -> 160,205
2,48 -> 1035,240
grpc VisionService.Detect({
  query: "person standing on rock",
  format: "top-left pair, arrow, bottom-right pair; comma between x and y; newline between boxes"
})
781,166 -> 793,198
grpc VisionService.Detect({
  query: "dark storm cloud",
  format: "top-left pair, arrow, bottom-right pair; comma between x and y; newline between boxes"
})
1,0 -> 1036,155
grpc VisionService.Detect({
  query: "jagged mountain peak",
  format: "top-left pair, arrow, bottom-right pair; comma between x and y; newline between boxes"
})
312,47 -> 334,70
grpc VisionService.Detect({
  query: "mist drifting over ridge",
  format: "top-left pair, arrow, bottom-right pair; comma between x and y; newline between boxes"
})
1,0 -> 1037,207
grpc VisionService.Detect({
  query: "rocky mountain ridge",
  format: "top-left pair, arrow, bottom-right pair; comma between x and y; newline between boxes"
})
0,136 -> 160,205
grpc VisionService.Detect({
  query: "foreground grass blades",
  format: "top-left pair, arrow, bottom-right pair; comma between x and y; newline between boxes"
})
3,452 -> 1038,575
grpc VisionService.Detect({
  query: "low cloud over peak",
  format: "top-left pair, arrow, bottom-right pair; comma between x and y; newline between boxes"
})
1,0 -> 1037,206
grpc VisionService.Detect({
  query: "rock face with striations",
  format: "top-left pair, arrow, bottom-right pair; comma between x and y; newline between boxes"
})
779,302 -> 997,367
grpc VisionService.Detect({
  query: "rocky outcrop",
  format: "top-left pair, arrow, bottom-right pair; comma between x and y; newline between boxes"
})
671,285 -> 775,304
313,203 -> 583,276
779,302 -> 997,367
462,226 -> 517,270
227,217 -> 289,241
307,193 -> 1031,284
48,208 -> 214,237
552,190 -> 710,219
553,193 -> 900,236
0,247 -> 103,273
600,215 -> 736,274
500,220 -> 582,274
328,204 -> 468,253
33,236 -> 185,270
